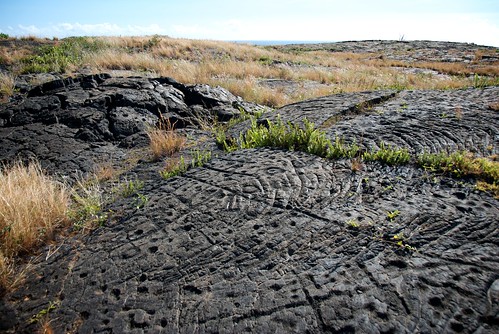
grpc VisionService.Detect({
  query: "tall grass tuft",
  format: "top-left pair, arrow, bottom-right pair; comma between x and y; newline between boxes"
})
0,161 -> 70,257
0,73 -> 15,102
0,161 -> 70,291
147,119 -> 186,161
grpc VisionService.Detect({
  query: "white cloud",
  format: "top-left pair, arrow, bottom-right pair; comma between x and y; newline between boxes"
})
18,24 -> 41,35
13,22 -> 169,38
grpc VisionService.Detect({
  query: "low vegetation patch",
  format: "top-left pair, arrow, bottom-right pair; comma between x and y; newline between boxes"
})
0,73 -> 15,102
217,116 -> 499,197
219,116 -> 399,162
160,149 -> 213,179
0,161 -> 70,292
418,151 -> 499,197
0,160 -> 147,293
147,119 -> 186,161
160,156 -> 187,179
69,178 -> 107,231
363,143 -> 411,166
20,37 -> 105,73
240,117 -> 331,157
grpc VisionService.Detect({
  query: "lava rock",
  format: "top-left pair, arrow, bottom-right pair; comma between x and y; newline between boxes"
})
1,73 -> 498,333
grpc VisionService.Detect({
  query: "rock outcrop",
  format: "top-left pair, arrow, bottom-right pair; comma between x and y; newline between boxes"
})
0,74 -> 498,333
0,74 -> 264,179
273,40 -> 499,63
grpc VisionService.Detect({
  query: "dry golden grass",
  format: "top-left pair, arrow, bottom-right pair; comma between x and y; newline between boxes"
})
0,161 -> 70,257
370,58 -> 499,76
0,161 -> 70,292
0,47 -> 31,66
93,162 -> 118,182
84,48 -> 168,73
0,72 -> 15,102
65,37 -> 499,107
2,35 -> 497,108
19,35 -> 47,42
210,77 -> 291,106
351,158 -> 363,172
147,119 -> 186,160
37,317 -> 55,334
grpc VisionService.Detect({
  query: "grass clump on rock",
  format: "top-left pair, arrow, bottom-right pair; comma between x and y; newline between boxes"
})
0,161 -> 70,291
0,160 -> 119,293
363,142 -> 411,166
240,117 -> 331,157
223,116 -> 389,161
418,151 -> 499,197
147,120 -> 186,161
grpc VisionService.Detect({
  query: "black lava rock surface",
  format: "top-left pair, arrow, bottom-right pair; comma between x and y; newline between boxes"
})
0,74 -> 498,333
0,74 -> 264,180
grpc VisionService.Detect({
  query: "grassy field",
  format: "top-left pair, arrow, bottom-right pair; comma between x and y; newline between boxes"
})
1,35 -> 497,105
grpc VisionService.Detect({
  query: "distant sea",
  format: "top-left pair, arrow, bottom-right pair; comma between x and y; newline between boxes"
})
231,40 -> 335,46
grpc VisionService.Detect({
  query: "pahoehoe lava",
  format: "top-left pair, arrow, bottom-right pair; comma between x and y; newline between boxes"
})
0,72 -> 498,333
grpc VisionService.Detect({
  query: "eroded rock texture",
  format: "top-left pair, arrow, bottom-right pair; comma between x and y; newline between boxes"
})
0,76 -> 498,333
0,74 -> 263,179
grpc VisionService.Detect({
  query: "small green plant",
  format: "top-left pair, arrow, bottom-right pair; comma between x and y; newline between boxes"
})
392,233 -> 417,252
383,184 -> 394,192
346,219 -> 360,228
238,117 -> 332,157
258,55 -> 273,65
191,149 -> 212,168
473,74 -> 485,88
115,178 -> 145,198
472,74 -> 499,88
70,180 -> 107,230
215,129 -> 239,152
0,33 -> 9,39
160,149 -> 212,179
363,142 -> 410,166
213,108 -> 263,152
145,35 -> 161,49
135,193 -> 149,209
160,156 -> 187,179
386,210 -> 400,221
327,137 -> 360,159
476,181 -> 499,199
397,103 -> 408,113
29,300 -> 60,324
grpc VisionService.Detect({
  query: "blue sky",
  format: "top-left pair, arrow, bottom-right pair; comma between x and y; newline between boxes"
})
1,0 -> 498,46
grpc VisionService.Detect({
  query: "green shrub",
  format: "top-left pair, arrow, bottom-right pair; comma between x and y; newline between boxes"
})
239,117 -> 332,157
21,37 -> 105,73
417,151 -> 499,183
191,149 -> 212,168
363,142 -> 410,165
114,178 -> 145,198
327,137 -> 360,159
